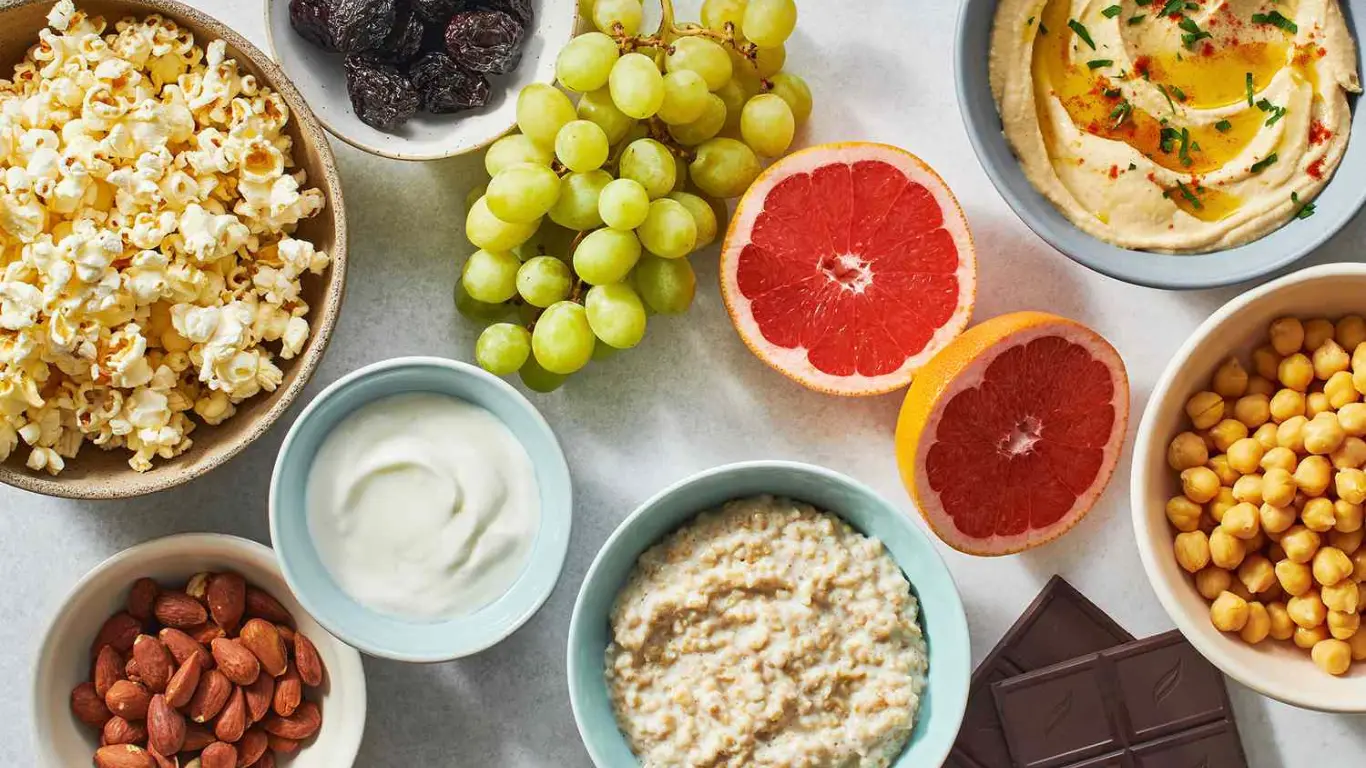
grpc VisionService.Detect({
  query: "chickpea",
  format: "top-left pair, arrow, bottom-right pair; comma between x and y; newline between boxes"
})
1261,581 -> 1284,602
1226,438 -> 1264,475
1175,531 -> 1212,573
1288,589 -> 1328,628
1314,339 -> 1352,380
1260,468 -> 1297,508
1209,488 -> 1237,523
1295,625 -> 1330,650
1253,423 -> 1279,451
1339,403 -> 1366,436
1331,436 -> 1366,469
1294,455 -> 1334,497
1261,447 -> 1298,474
1219,502 -> 1259,540
1281,525 -> 1322,564
1210,591 -> 1250,632
1353,340 -> 1366,373
1166,432 -> 1209,471
1303,497 -> 1338,533
1330,527 -> 1364,555
1329,610 -> 1361,641
1240,602 -> 1271,644
1280,353 -> 1315,392
1209,527 -> 1247,569
1198,430 -> 1218,452
1246,529 -> 1267,553
1307,392 -> 1332,419
1312,638 -> 1353,675
1253,346 -> 1282,380
1165,496 -> 1204,532
1276,558 -> 1314,596
1182,467 -> 1222,503
1277,415 -> 1308,451
1335,500 -> 1365,534
1232,394 -> 1271,429
1314,546 -> 1354,586
1268,601 -> 1295,640
1354,549 -> 1366,581
1212,357 -> 1249,398
1270,317 -> 1306,356
1323,580 -> 1361,614
1209,420 -> 1249,452
1306,318 -> 1337,353
1186,391 -> 1225,430
1354,369 -> 1366,401
1348,628 -> 1366,661
1229,580 -> 1255,601
1303,412 -> 1347,455
1338,468 -> 1366,505
1338,316 -> 1366,352
1326,371 -> 1361,409
1260,502 -> 1297,535
1195,567 -> 1233,600
1208,455 -> 1240,487
1237,554 -> 1276,593
1232,473 -> 1264,505
1270,391 -> 1307,424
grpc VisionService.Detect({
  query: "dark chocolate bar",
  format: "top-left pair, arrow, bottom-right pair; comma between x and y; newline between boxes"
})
989,630 -> 1247,768
949,576 -> 1134,768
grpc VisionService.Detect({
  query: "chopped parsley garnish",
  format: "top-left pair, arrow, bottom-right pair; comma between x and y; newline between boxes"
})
1109,99 -> 1134,128
1175,180 -> 1204,209
1069,19 -> 1097,49
1252,10 -> 1298,33
1246,72 -> 1255,106
1158,83 -> 1178,113
1172,85 -> 1187,102
1178,17 -> 1212,49
1102,4 -> 1123,18
1129,162 -> 1138,170
1027,15 -> 1035,25
1160,0 -> 1185,16
1136,0 -> 1152,5
1088,59 -> 1115,69
1178,127 -> 1195,167
1129,14 -> 1147,24
1293,192 -> 1317,219
1257,98 -> 1289,126
1040,21 -> 1050,34
1103,87 -> 1123,98
1215,119 -> 1232,132
1250,153 -> 1280,173
1159,125 -> 1181,153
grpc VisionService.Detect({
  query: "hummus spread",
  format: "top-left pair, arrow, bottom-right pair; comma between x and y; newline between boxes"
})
990,0 -> 1360,253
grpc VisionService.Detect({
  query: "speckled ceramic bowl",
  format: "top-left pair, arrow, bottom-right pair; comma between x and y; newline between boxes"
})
0,0 -> 347,499
567,461 -> 971,767
262,0 -> 579,161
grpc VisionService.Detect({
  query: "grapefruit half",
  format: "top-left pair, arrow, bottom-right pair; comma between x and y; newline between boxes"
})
895,312 -> 1130,556
720,143 -> 976,396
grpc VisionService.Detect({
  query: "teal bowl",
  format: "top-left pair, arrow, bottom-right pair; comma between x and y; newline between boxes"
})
567,460 -> 971,766
269,356 -> 572,662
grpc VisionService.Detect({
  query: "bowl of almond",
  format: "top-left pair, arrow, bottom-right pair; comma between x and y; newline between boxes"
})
32,533 -> 366,767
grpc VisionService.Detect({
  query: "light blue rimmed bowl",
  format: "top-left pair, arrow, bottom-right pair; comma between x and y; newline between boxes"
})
567,460 -> 971,766
269,356 -> 572,662
955,0 -> 1366,289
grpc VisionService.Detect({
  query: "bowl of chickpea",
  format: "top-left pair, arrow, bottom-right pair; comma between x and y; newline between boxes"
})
1134,263 -> 1366,712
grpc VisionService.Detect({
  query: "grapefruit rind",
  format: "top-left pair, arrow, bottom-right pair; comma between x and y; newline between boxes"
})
720,143 -> 978,396
895,312 -> 1131,556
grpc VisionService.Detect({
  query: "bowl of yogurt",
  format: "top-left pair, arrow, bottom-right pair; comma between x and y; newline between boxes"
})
270,356 -> 571,661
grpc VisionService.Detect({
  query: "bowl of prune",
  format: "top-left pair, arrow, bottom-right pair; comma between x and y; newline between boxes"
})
266,0 -> 577,160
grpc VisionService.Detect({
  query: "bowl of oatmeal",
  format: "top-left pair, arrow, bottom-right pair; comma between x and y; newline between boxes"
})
0,0 -> 346,498
567,460 -> 971,767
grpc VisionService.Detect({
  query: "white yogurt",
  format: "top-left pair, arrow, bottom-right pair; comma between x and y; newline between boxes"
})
305,392 -> 540,620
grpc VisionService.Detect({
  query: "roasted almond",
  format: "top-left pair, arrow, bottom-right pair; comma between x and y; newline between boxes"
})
182,723 -> 216,751
93,645 -> 125,699
92,612 -> 142,656
235,727 -> 268,767
244,588 -> 293,626
190,622 -> 228,645
187,669 -> 232,724
213,686 -> 248,743
211,638 -> 260,686
93,744 -> 156,768
125,657 -> 142,683
154,593 -> 208,628
132,634 -> 174,693
105,679 -> 151,720
248,751 -> 274,768
147,694 -> 186,756
274,624 -> 295,648
101,715 -> 146,746
199,741 -> 237,768
243,671 -> 274,723
149,749 -> 178,768
271,664 -> 301,717
165,654 -> 203,709
238,620 -> 287,678
292,632 -> 324,687
262,700 -> 320,741
127,578 -> 159,622
207,572 -> 247,634
72,681 -> 113,727
265,733 -> 298,754
159,628 -> 213,670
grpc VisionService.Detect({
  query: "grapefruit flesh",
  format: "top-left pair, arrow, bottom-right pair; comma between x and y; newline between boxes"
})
721,143 -> 976,395
896,312 -> 1130,556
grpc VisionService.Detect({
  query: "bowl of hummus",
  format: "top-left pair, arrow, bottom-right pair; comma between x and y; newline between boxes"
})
566,460 -> 971,767
959,0 -> 1366,288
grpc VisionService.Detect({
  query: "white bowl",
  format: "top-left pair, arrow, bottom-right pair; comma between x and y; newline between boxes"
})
32,534 -> 368,766
1132,263 -> 1366,712
262,0 -> 578,160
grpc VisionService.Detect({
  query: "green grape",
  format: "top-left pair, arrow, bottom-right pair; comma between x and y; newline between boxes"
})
599,178 -> 651,230
549,169 -> 613,230
740,94 -> 795,157
701,0 -> 748,33
743,0 -> 797,48
634,254 -> 696,314
715,79 -> 747,134
455,281 -> 512,322
520,355 -> 568,392
467,196 -> 540,251
461,248 -> 521,303
533,301 -> 594,374
619,139 -> 676,199
667,192 -> 719,249
753,44 -> 785,78
656,70 -> 710,125
476,323 -> 532,375
485,134 -> 553,177
513,222 -> 577,262
577,87 -> 636,145
486,163 -> 562,224
554,120 -> 610,173
517,256 -> 573,307
517,84 -> 577,147
665,37 -> 733,91
768,72 -> 812,125
464,183 -> 487,214
594,0 -> 643,35
690,138 -> 761,198
609,53 -> 665,119
672,153 -> 689,192
730,49 -> 765,100
577,0 -> 596,20
667,94 -> 726,147
556,32 -> 619,93
573,227 -> 642,284
637,198 -> 698,259
585,282 -> 647,349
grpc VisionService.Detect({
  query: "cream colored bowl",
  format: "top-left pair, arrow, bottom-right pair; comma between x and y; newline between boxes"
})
0,0 -> 347,499
1132,263 -> 1366,712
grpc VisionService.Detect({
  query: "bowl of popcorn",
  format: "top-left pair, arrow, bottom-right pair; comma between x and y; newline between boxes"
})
0,0 -> 347,499
1134,263 -> 1366,711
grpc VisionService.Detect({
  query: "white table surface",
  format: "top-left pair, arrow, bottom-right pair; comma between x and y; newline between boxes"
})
6,0 -> 1365,765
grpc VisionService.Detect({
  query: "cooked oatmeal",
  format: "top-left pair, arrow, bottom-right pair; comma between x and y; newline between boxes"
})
605,495 -> 929,767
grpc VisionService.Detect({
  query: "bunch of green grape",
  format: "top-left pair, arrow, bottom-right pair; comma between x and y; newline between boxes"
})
460,0 -> 811,392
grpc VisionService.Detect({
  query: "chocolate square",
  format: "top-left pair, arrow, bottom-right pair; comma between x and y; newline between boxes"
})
1130,720 -> 1247,768
1068,752 -> 1134,768
1108,633 -> 1229,744
993,657 -> 1120,768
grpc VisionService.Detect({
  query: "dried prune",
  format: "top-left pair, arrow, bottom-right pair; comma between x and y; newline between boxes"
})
344,56 -> 420,130
445,10 -> 526,74
474,0 -> 532,27
372,10 -> 424,63
289,0 -> 341,51
329,0 -> 399,54
415,0 -> 466,24
409,52 -> 490,113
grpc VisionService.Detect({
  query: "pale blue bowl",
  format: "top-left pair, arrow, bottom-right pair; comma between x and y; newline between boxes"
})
567,461 -> 970,766
955,0 -> 1366,289
269,356 -> 572,662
